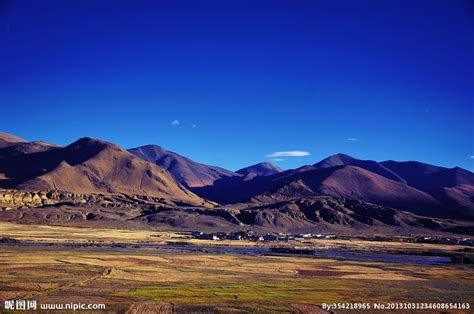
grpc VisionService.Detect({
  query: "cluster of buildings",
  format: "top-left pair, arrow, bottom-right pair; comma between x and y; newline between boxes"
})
188,231 -> 473,247
409,236 -> 473,246
190,231 -> 337,242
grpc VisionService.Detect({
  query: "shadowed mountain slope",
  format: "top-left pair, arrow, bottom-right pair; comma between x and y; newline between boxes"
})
0,132 -> 60,157
381,161 -> 474,217
381,160 -> 474,190
0,141 -> 60,158
381,160 -> 446,184
129,145 -> 239,188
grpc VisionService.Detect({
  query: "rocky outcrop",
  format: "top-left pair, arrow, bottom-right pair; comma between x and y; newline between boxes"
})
0,189 -> 176,210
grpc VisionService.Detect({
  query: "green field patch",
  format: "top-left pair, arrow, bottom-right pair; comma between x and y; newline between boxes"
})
116,281 -> 355,303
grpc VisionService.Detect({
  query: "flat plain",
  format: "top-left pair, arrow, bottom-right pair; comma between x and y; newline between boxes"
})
0,222 -> 473,313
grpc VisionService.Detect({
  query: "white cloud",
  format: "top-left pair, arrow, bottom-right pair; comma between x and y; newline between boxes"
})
266,151 -> 310,157
346,138 -> 360,141
191,124 -> 197,128
270,158 -> 284,162
470,155 -> 474,159
170,120 -> 180,127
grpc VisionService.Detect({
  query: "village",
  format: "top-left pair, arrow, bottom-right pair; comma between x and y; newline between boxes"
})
189,230 -> 337,242
188,230 -> 474,246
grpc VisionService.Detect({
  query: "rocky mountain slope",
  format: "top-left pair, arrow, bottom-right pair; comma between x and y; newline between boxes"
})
0,190 -> 471,235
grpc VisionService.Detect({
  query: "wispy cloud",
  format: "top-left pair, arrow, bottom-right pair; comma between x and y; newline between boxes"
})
346,138 -> 360,141
170,119 -> 180,127
191,124 -> 197,128
270,158 -> 284,162
470,155 -> 474,159
266,151 -> 310,157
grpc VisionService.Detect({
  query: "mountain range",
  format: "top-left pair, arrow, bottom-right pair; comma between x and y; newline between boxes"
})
0,132 -> 473,235
192,153 -> 473,219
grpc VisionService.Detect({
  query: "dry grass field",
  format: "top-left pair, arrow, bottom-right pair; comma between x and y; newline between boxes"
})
1,246 -> 473,313
0,222 -> 473,313
0,222 -> 469,252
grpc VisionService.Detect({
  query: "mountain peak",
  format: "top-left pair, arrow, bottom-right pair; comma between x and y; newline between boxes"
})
130,144 -> 168,159
314,153 -> 357,168
134,144 -> 166,151
73,137 -> 109,144
60,137 -> 126,166
65,137 -> 116,152
236,162 -> 283,177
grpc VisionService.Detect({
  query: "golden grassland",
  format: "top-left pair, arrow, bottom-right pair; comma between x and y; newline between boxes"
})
0,221 -> 172,243
0,246 -> 473,312
0,222 -> 473,312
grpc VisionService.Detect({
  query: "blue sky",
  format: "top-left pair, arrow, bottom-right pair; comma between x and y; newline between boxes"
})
1,0 -> 473,171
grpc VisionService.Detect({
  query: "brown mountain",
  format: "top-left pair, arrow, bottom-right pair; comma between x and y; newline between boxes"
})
128,145 -> 239,188
0,138 -> 206,206
314,157 -> 474,214
381,161 -> 474,217
314,153 -> 406,183
251,165 -> 444,217
236,162 -> 283,177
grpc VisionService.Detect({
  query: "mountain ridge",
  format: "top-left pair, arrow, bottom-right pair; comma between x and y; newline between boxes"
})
129,144 -> 239,188
192,154 -> 473,219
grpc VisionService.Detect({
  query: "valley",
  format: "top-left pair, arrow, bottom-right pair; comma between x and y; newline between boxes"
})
0,132 -> 473,312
